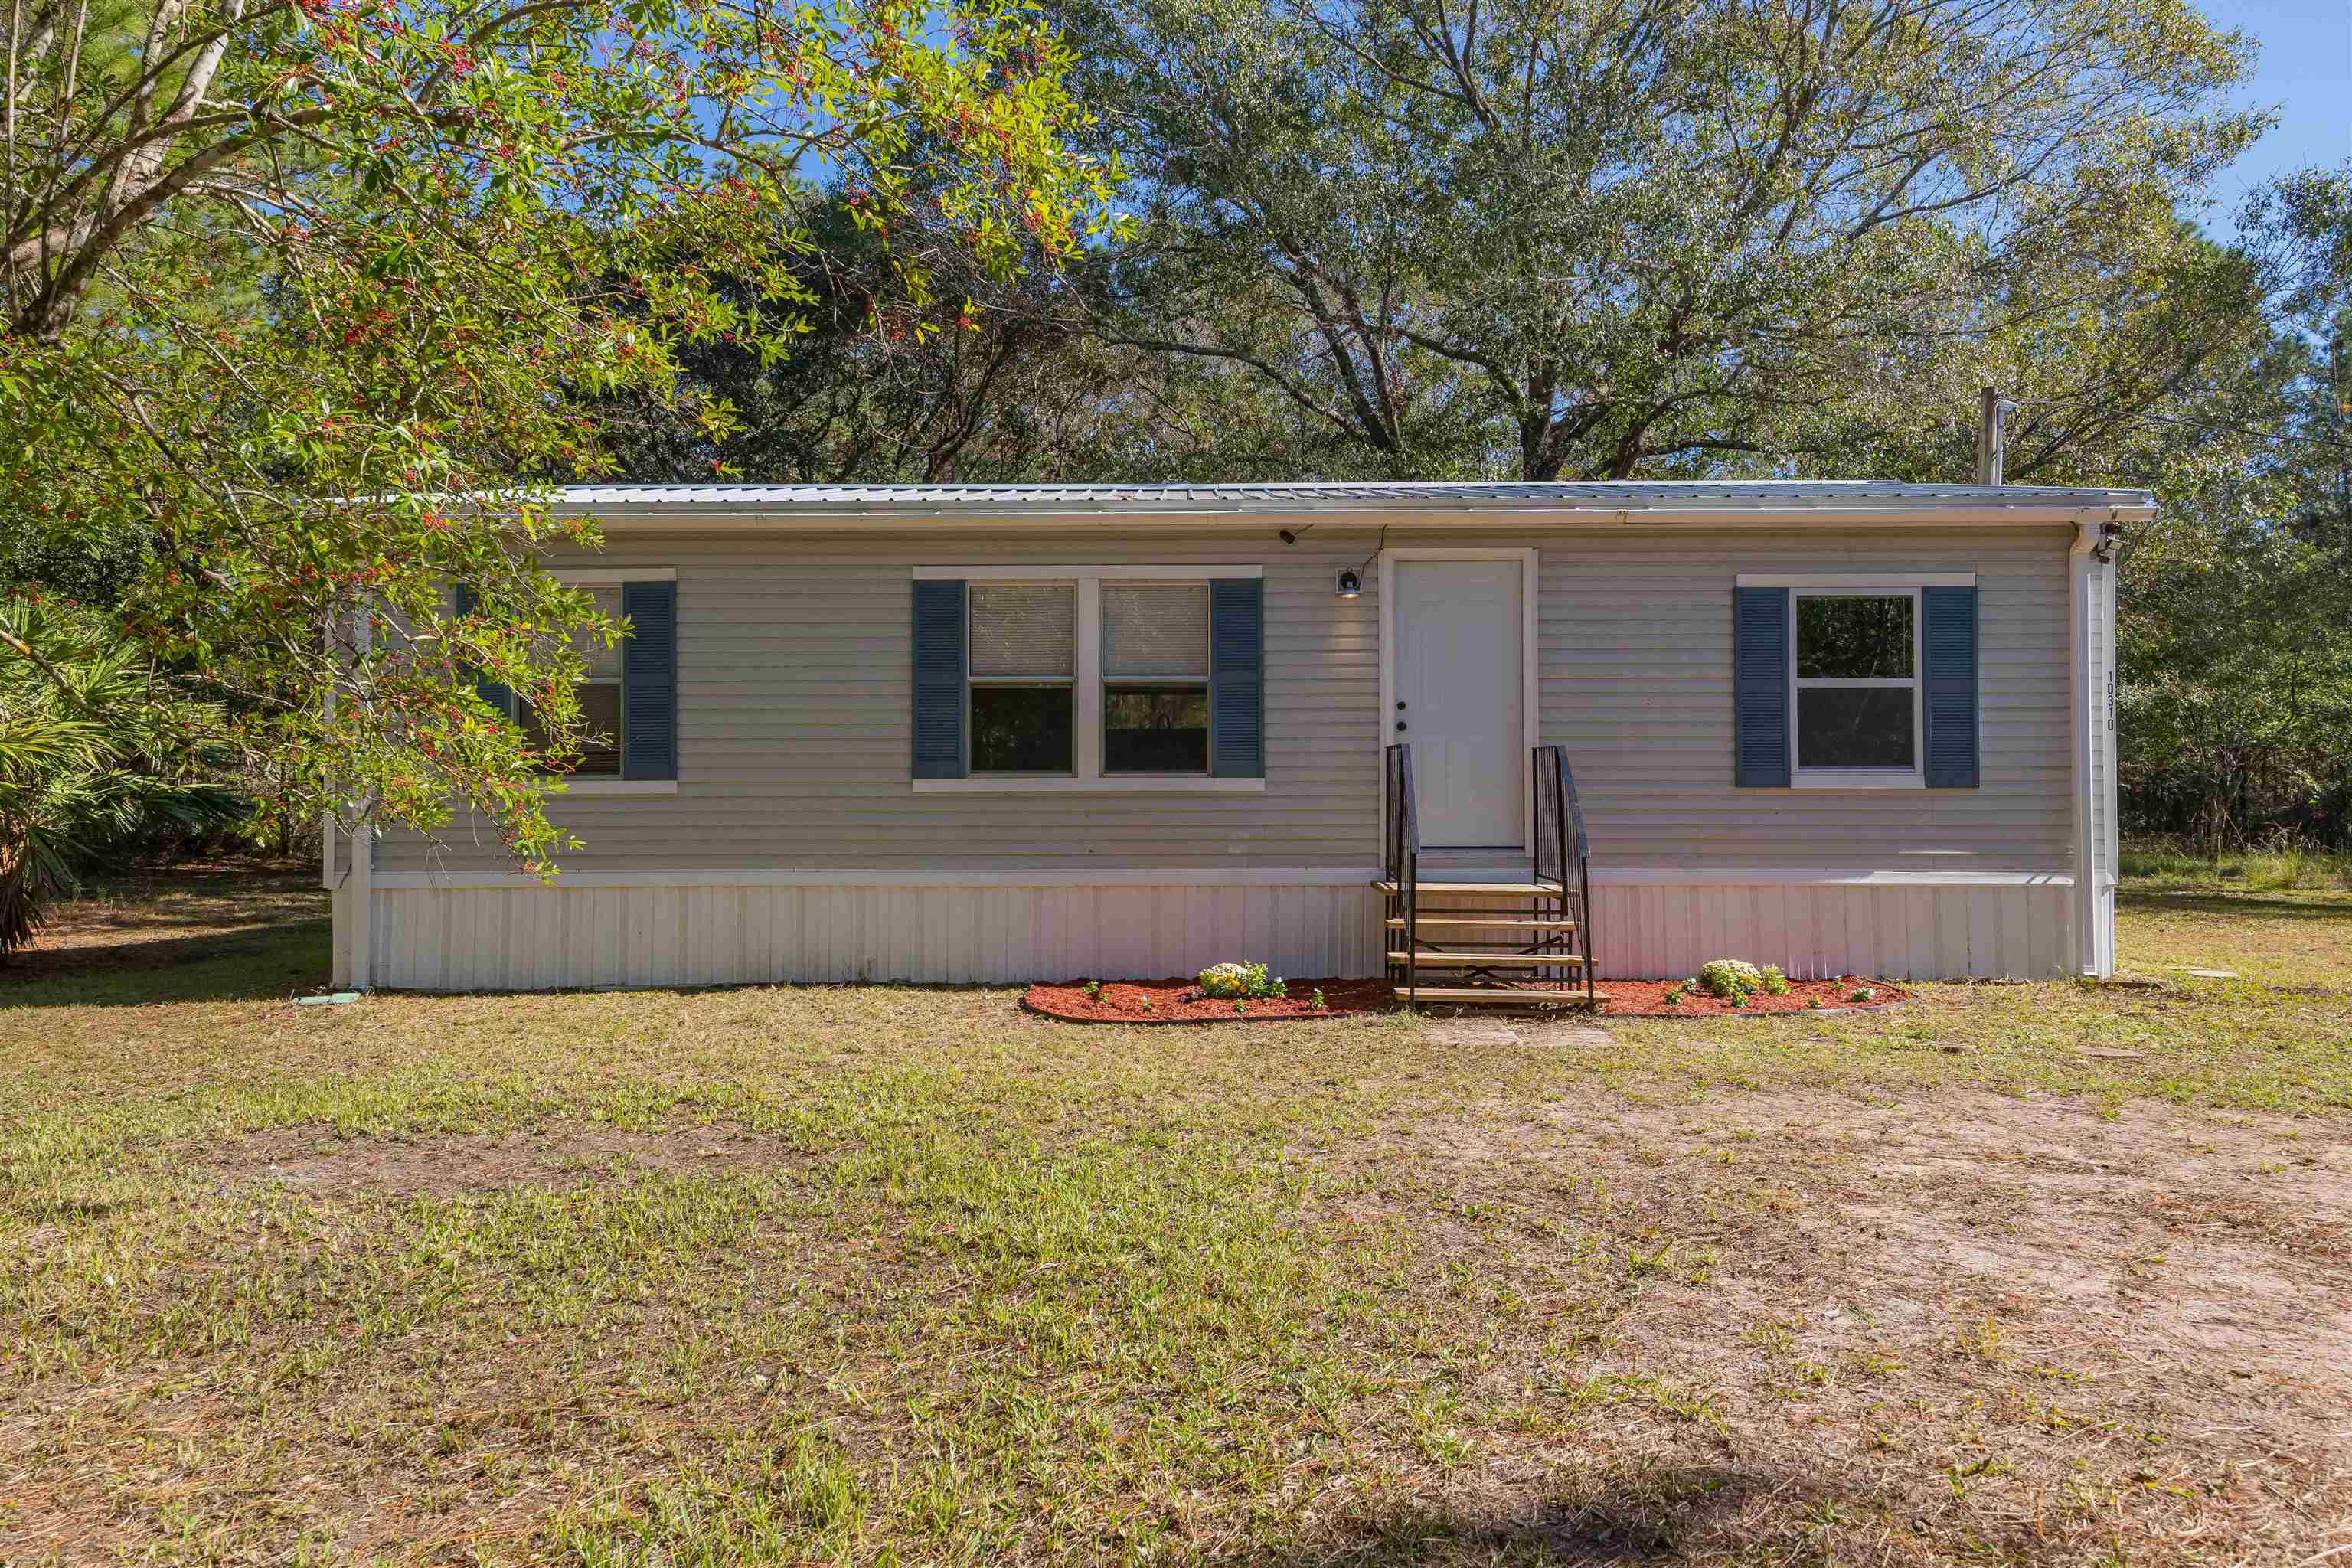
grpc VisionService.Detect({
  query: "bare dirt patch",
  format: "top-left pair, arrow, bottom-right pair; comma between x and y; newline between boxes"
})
205,1119 -> 802,1200
1426,1019 -> 1619,1049
1309,1084 -> 2352,1563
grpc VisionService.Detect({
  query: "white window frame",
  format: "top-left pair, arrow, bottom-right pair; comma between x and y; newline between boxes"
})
534,567 -> 677,796
911,565 -> 1265,794
964,580 -> 1081,779
1737,573 -> 1972,792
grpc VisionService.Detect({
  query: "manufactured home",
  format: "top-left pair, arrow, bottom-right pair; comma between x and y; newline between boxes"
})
328,481 -> 2139,995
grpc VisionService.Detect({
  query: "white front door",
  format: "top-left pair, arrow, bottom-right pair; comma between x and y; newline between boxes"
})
1393,559 -> 1524,848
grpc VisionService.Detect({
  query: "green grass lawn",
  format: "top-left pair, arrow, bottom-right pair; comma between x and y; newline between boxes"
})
2,866 -> 2347,1563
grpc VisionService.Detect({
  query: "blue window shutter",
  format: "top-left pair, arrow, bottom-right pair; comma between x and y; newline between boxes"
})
1922,586 -> 1979,789
1734,586 -> 1790,787
452,583 -> 513,716
622,580 -> 678,781
1210,577 -> 1265,778
911,579 -> 968,779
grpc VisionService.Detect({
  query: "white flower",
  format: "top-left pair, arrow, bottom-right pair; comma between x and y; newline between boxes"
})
1697,959 -> 1763,999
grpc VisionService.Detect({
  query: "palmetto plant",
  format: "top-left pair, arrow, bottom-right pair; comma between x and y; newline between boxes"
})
0,598 -> 242,957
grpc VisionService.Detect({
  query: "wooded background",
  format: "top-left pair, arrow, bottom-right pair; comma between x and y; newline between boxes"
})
2,0 -> 2346,946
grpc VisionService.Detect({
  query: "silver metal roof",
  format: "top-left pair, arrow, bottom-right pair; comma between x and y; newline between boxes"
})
546,480 -> 2151,518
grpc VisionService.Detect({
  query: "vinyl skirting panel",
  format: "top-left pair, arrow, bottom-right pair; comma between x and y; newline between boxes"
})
1423,881 -> 2075,988
345,876 -> 2080,991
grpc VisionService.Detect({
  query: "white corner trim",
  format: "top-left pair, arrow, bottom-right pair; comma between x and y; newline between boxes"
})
1736,572 -> 1975,588
913,564 -> 1261,580
911,776 -> 1265,794
549,779 -> 679,795
2067,519 -> 2113,975
550,567 -> 676,583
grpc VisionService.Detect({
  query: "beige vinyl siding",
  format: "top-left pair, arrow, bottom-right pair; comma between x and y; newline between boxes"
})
379,532 -> 1377,875
1541,529 -> 2070,871
374,522 -> 2075,877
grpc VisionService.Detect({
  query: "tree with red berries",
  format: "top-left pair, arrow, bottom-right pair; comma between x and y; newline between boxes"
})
0,0 -> 1120,871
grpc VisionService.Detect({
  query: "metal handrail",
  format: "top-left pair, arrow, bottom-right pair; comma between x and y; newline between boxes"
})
1532,744 -> 1596,1005
1383,743 -> 1418,1005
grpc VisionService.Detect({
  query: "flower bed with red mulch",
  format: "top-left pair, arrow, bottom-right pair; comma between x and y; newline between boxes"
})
1023,974 -> 1906,1022
1589,976 -> 1908,1017
1022,978 -> 1392,1024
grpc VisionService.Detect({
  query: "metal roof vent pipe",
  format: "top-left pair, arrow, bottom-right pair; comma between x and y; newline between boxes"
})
1975,386 -> 2018,485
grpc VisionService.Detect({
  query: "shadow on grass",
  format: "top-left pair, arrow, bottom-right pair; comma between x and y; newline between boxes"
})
0,920 -> 331,1007
1206,1465 -> 1855,1564
2117,888 -> 2352,922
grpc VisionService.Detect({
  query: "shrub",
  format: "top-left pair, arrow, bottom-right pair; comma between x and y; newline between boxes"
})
1697,959 -> 1764,1002
1849,985 -> 1877,1004
1308,988 -> 1328,1011
1759,965 -> 1791,996
1197,961 -> 1285,1000
0,599 -> 244,956
1661,985 -> 1684,1005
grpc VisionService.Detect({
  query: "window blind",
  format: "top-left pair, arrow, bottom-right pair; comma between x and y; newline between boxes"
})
969,583 -> 1076,678
1103,582 -> 1210,678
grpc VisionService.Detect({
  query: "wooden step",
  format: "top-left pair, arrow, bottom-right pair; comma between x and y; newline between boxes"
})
1386,916 -> 1577,931
1374,880 -> 1563,897
1388,950 -> 1591,967
1393,986 -> 1607,1008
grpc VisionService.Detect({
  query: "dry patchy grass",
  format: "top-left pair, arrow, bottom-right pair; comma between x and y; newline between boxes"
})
0,869 -> 2347,1563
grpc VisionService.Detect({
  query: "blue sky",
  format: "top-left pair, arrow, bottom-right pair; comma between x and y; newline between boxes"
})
2207,0 -> 2350,236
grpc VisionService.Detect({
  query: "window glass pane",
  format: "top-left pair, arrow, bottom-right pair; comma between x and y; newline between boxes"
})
1103,583 -> 1210,677
1796,594 -> 1913,679
971,686 -> 1073,772
969,583 -> 1076,678
574,586 -> 625,680
1105,685 -> 1208,773
1798,688 -> 1915,769
531,585 -> 625,680
520,681 -> 622,776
